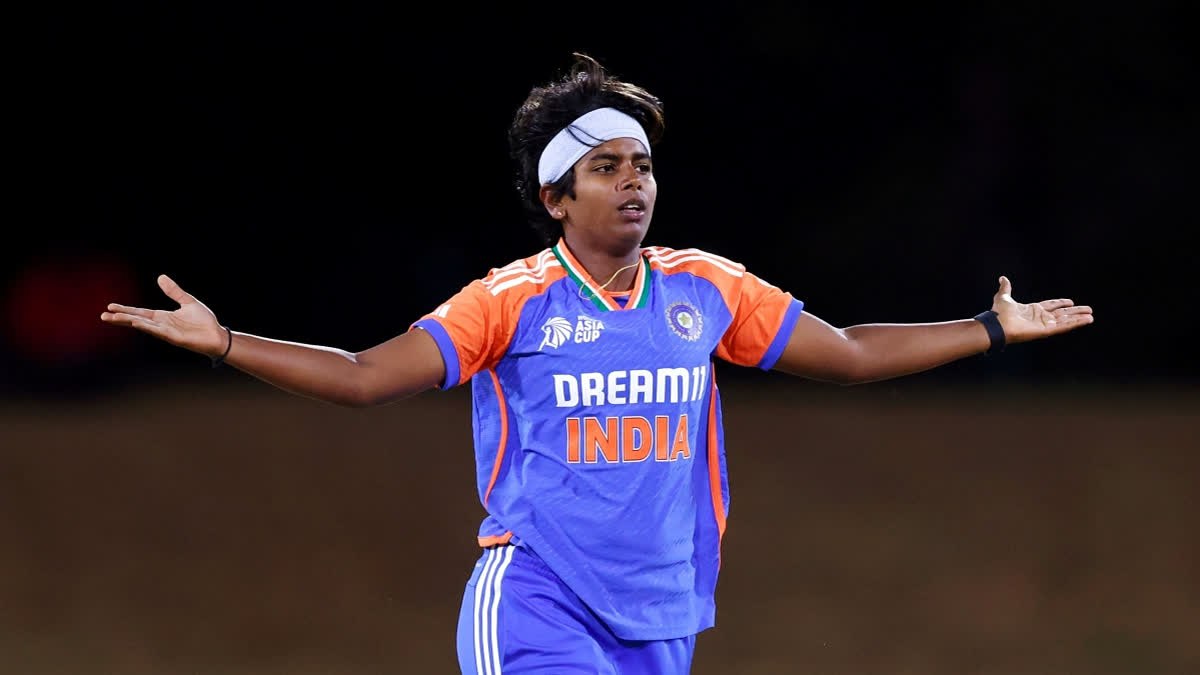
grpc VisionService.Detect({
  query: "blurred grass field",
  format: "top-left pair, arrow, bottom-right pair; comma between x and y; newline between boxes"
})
1,378 -> 1197,674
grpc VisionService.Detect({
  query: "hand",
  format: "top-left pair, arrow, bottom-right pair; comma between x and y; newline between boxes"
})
992,275 -> 1094,345
100,274 -> 227,357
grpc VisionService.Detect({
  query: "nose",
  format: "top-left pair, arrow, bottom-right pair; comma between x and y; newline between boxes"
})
619,164 -> 641,191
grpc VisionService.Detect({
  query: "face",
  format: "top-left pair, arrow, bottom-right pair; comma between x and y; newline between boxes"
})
543,137 -> 657,252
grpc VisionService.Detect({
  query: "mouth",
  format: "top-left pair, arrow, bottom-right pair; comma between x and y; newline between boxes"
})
617,198 -> 647,218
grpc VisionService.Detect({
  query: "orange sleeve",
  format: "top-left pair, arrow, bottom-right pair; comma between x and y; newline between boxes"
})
715,271 -> 805,370
410,251 -> 562,388
410,280 -> 513,389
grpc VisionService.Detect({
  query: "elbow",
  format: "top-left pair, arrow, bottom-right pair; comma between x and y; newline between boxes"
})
813,327 -> 870,386
840,360 -> 886,386
347,383 -> 383,409
342,356 -> 400,409
340,372 -> 378,409
325,389 -> 371,409
778,344 -> 871,386
342,393 -> 374,409
800,362 -> 867,387
834,371 -> 867,387
834,345 -> 876,386
346,372 -> 416,409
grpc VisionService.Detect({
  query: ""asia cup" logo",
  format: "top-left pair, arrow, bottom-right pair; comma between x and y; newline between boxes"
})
666,301 -> 703,341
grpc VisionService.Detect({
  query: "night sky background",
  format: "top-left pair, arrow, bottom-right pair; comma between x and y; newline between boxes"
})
5,3 -> 1193,397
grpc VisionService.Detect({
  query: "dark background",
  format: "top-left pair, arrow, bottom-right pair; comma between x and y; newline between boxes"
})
2,4 -> 1196,674
5,3 -> 1195,393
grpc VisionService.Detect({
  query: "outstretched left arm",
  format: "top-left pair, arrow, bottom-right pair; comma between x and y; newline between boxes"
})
773,276 -> 1094,385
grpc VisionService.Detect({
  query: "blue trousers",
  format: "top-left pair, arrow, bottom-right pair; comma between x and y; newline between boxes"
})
456,544 -> 697,674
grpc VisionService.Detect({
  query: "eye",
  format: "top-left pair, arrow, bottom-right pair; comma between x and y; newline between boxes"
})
636,163 -> 653,174
594,164 -> 615,173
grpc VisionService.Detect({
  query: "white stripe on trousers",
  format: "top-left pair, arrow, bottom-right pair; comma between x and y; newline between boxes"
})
474,545 -> 515,675
472,549 -> 497,674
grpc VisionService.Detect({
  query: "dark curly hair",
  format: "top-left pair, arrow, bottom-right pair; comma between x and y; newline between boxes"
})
508,53 -> 665,246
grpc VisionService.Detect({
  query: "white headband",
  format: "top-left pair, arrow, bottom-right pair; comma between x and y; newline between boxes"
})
537,107 -> 652,185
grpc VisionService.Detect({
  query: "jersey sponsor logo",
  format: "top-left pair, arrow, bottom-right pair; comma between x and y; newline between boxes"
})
552,366 -> 708,406
539,317 -> 573,351
666,301 -> 703,341
564,414 -> 691,464
573,316 -> 604,344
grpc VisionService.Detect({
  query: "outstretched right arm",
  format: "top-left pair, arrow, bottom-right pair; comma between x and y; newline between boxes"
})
101,274 -> 445,408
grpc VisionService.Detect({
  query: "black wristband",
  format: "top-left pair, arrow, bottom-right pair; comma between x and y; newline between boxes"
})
973,310 -> 1006,355
211,326 -> 233,368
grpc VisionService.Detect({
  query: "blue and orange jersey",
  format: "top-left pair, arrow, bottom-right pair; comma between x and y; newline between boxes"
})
411,238 -> 804,640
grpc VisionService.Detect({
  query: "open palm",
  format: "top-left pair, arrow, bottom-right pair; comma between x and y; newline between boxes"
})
100,274 -> 226,356
992,275 -> 1094,345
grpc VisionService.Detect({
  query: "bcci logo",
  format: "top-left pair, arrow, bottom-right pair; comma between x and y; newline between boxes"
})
666,302 -> 702,341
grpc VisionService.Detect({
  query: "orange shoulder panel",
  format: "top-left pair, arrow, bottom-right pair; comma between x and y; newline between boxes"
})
412,249 -> 566,385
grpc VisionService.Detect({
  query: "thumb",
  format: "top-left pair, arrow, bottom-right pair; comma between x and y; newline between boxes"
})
158,274 -> 196,306
996,275 -> 1012,298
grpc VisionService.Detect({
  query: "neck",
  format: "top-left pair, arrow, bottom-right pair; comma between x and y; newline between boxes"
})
561,232 -> 641,292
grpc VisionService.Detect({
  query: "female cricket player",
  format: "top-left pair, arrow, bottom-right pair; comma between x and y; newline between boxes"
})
101,53 -> 1094,674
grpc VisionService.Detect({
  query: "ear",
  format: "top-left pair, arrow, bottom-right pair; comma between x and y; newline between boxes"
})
539,184 -> 566,220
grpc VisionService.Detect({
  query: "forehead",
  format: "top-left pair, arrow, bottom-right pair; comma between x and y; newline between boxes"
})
580,137 -> 650,160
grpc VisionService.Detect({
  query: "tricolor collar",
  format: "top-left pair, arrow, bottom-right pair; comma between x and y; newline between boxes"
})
551,239 -> 652,312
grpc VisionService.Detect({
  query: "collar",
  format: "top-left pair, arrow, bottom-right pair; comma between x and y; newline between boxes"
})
551,238 -> 652,311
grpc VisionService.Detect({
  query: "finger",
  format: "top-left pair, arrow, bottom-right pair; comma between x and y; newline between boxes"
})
101,310 -> 140,326
1048,306 -> 1092,323
101,312 -> 166,336
105,303 -> 155,319
996,275 -> 1013,298
1038,298 -> 1074,311
1048,314 -> 1095,334
158,274 -> 195,306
